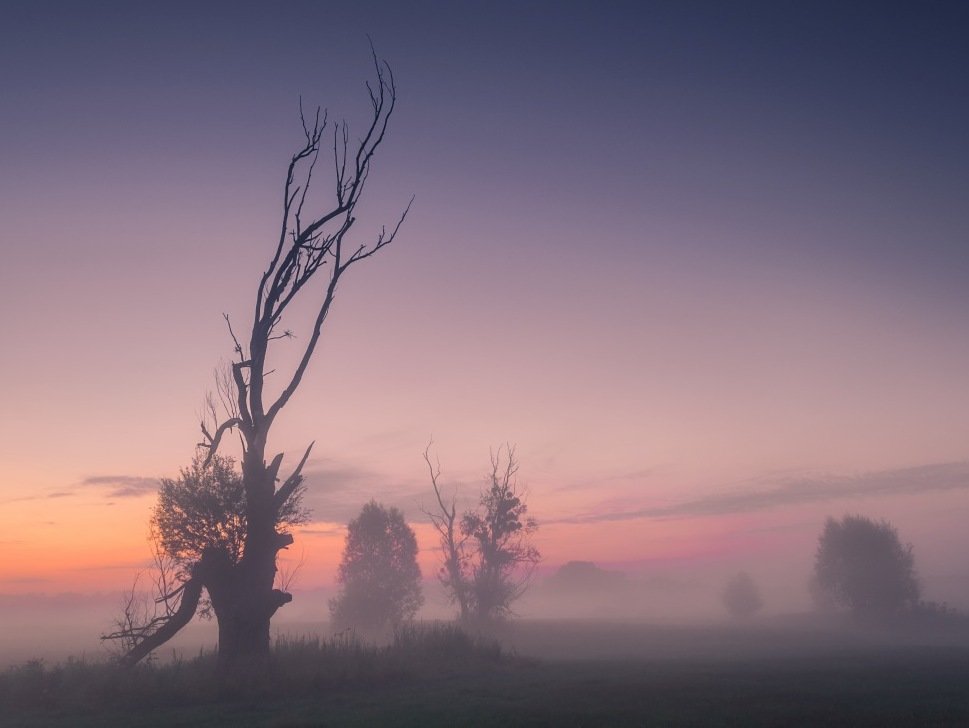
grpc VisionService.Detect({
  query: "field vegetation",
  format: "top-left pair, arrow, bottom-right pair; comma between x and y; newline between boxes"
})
5,618 -> 969,727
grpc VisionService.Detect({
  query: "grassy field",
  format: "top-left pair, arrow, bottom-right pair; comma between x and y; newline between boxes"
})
3,621 -> 969,727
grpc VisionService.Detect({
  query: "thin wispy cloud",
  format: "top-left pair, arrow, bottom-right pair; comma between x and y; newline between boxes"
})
0,576 -> 49,584
297,524 -> 345,538
1,491 -> 77,504
553,468 -> 658,493
81,475 -> 160,498
299,459 -> 472,525
550,461 -> 969,525
301,461 -> 382,493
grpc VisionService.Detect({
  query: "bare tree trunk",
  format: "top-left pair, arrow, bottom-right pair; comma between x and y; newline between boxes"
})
108,50 -> 405,672
117,576 -> 204,668
196,52 -> 404,672
209,578 -> 278,671
423,445 -> 472,622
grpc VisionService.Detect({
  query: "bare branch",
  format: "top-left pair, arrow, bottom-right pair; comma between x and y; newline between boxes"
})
120,49 -> 408,670
346,195 -> 413,266
223,314 -> 246,360
274,441 -> 314,512
421,442 -> 471,620
198,417 -> 242,465
112,574 -> 204,668
276,549 -> 305,594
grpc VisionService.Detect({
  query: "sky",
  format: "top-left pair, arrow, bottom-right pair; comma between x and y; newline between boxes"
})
1,1 -> 968,613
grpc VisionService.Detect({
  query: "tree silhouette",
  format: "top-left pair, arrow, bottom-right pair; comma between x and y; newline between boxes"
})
109,50 -> 409,670
814,515 -> 920,617
722,571 -> 764,619
423,446 -> 471,621
151,454 -> 308,569
103,454 -> 308,664
425,445 -> 540,625
329,501 -> 423,634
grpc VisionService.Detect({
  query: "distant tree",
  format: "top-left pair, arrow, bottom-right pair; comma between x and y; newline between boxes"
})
813,515 -> 920,617
545,561 -> 627,593
722,571 -> 764,619
330,501 -> 423,633
423,447 -> 471,622
425,444 -> 540,625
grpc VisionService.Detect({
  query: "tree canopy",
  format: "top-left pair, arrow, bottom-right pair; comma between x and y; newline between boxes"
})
722,571 -> 764,619
151,453 -> 307,568
426,445 -> 540,625
813,515 -> 920,617
330,501 -> 423,633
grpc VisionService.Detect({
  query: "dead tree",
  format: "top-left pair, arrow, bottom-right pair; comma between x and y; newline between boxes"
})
422,444 -> 471,621
103,541 -> 184,663
111,51 -> 409,671
424,445 -> 540,626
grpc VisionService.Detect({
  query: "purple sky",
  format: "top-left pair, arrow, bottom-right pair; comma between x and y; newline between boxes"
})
1,1 -> 968,606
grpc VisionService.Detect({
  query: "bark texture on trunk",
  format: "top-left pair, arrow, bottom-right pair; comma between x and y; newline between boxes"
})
204,455 -> 294,670
112,56 -> 400,671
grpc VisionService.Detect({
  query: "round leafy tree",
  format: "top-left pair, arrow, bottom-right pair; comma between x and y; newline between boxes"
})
151,453 -> 307,568
330,500 -> 424,633
814,515 -> 919,617
722,571 -> 764,618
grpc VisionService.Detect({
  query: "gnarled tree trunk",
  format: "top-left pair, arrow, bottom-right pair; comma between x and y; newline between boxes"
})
109,50 -> 408,673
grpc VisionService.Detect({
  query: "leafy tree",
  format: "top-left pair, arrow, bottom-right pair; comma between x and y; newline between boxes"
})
107,51 -> 409,670
151,454 -> 247,567
151,453 -> 307,568
329,501 -> 423,634
426,445 -> 540,625
722,571 -> 764,619
813,515 -> 920,617
103,454 -> 307,661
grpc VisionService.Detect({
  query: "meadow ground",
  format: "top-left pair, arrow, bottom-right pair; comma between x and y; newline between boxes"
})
3,620 -> 969,727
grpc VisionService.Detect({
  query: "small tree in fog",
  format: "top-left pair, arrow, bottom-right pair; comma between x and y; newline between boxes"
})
425,444 -> 540,625
546,561 -> 627,593
330,501 -> 423,633
813,515 -> 919,617
722,571 -> 764,619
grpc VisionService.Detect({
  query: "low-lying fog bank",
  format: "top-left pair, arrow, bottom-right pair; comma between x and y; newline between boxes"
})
4,564 -> 967,669
4,610 -> 968,670
495,614 -> 969,661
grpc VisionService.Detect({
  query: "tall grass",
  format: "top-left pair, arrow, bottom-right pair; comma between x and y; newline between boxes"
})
0,622 -> 508,714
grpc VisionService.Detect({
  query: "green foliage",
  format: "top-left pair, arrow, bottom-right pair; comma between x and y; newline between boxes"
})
151,453 -> 307,567
7,628 -> 969,727
152,455 -> 246,565
330,501 -> 424,632
460,446 -> 540,623
814,515 -> 920,617
0,623 -> 506,720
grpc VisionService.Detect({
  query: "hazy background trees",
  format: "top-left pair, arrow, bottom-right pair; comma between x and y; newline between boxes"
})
722,572 -> 764,619
426,445 -> 540,626
544,561 -> 627,594
329,501 -> 423,635
813,515 -> 920,618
